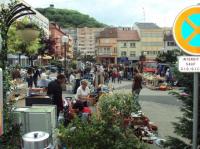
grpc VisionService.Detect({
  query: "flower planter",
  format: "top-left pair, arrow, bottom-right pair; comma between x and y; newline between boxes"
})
16,28 -> 39,42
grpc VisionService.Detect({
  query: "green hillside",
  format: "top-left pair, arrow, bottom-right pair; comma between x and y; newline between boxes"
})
36,8 -> 107,28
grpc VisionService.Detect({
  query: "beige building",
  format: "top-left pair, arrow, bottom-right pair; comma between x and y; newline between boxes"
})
96,28 -> 118,64
77,27 -> 104,56
117,30 -> 140,64
135,22 -> 164,60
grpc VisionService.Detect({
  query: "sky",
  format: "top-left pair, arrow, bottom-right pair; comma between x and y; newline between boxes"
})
20,0 -> 200,27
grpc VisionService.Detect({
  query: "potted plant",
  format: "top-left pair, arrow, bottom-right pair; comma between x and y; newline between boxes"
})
57,94 -> 147,149
16,22 -> 40,42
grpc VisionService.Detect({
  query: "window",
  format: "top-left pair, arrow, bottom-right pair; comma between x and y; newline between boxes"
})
142,42 -> 163,46
121,51 -> 127,57
123,42 -> 127,47
141,32 -> 163,37
130,43 -> 136,48
167,41 -> 176,46
130,51 -> 136,57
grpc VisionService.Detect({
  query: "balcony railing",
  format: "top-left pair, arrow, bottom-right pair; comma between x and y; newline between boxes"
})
96,52 -> 117,56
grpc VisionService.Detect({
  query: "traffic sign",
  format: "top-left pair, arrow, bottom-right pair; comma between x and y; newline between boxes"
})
178,56 -> 200,72
173,5 -> 200,55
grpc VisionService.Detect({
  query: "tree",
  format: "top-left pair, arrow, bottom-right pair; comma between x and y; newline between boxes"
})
7,21 -> 42,66
81,54 -> 96,63
164,66 -> 200,148
36,8 -> 107,28
156,49 -> 181,64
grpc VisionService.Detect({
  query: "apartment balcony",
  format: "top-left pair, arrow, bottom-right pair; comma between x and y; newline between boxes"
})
96,52 -> 117,57
96,43 -> 113,47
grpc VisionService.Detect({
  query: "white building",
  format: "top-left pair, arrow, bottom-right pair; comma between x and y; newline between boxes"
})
20,0 -> 49,37
163,29 -> 180,52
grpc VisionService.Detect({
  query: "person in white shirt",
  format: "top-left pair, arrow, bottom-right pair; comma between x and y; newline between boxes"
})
75,80 -> 90,107
69,72 -> 75,84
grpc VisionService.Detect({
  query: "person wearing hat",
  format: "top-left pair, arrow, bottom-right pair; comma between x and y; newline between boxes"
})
75,80 -> 90,107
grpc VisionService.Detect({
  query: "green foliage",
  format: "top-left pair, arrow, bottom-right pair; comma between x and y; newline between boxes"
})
81,55 -> 96,63
50,59 -> 62,68
98,94 -> 140,119
165,66 -> 200,148
36,8 -> 107,28
58,117 -> 147,149
15,21 -> 39,30
0,71 -> 21,149
156,49 -> 181,64
7,21 -> 42,56
164,137 -> 191,149
69,60 -> 77,69
57,94 -> 146,149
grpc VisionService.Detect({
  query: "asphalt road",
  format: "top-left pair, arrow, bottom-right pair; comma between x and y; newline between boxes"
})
115,86 -> 183,141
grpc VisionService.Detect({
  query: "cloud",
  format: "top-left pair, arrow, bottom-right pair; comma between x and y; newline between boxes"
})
24,0 -> 200,27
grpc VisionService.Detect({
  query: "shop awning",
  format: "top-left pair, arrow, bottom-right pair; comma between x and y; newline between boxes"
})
42,55 -> 52,60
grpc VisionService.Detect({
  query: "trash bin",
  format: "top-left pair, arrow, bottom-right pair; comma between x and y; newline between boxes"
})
22,131 -> 50,149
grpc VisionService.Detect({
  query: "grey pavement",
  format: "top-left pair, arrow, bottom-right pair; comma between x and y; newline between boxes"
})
113,85 -> 183,144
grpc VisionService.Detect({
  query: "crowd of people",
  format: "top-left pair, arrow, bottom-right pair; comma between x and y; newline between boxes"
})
10,63 -> 150,119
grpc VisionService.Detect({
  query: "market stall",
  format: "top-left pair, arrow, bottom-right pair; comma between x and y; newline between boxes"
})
143,73 -> 172,90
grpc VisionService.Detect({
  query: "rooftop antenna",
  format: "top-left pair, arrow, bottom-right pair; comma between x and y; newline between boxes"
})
142,7 -> 146,22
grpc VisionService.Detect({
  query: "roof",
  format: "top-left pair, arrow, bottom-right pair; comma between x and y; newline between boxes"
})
164,34 -> 174,41
117,30 -> 140,41
50,22 -> 66,35
135,22 -> 161,29
98,28 -> 118,38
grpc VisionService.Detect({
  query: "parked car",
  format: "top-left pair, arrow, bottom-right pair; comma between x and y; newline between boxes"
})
143,61 -> 157,73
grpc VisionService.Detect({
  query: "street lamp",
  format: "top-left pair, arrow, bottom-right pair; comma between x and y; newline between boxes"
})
16,51 -> 22,66
62,35 -> 69,76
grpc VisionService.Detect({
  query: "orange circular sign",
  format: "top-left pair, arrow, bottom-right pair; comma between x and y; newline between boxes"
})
173,5 -> 200,55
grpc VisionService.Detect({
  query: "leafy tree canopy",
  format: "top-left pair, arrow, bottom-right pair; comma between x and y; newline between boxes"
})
36,7 -> 107,28
156,49 -> 182,64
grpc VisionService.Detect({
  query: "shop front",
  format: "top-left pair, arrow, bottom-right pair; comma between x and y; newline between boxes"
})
117,57 -> 129,64
96,56 -> 116,64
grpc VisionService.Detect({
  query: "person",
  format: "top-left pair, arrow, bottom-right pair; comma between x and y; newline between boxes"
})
132,68 -> 143,99
119,70 -> 123,82
69,72 -> 75,93
73,70 -> 81,94
38,68 -> 48,88
111,71 -> 116,83
47,74 -> 66,118
69,72 -> 75,84
12,68 -> 21,80
26,67 -> 34,88
33,67 -> 41,87
75,80 -> 90,107
166,68 -> 173,84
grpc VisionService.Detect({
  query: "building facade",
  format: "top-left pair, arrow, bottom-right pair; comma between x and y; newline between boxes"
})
49,22 -> 66,58
135,22 -> 164,60
63,28 -> 77,57
163,29 -> 180,52
96,28 -> 118,64
77,27 -> 104,57
117,30 -> 140,65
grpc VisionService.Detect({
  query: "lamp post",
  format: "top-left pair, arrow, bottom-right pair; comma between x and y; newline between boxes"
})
16,51 -> 22,66
62,35 -> 69,76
